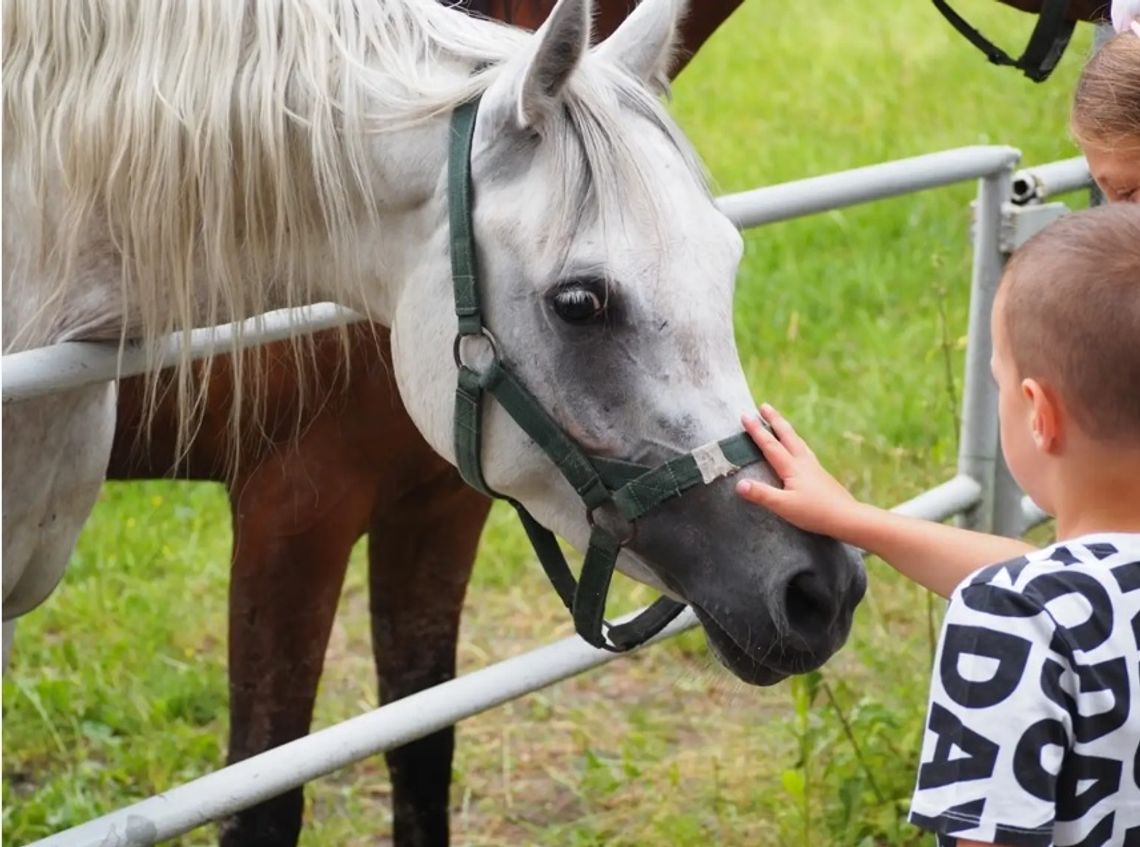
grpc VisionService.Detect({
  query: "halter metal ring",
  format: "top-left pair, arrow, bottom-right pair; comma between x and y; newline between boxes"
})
587,500 -> 636,546
453,328 -> 500,370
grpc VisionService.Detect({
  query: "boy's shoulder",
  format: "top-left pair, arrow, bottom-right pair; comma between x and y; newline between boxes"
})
959,532 -> 1140,600
950,532 -> 1140,656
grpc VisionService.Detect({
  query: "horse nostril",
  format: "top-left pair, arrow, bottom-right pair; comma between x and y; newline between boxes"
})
783,570 -> 836,636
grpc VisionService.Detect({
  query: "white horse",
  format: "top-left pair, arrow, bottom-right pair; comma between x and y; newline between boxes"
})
2,0 -> 864,685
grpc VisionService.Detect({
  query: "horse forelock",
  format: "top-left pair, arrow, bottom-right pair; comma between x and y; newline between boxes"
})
552,66 -> 710,258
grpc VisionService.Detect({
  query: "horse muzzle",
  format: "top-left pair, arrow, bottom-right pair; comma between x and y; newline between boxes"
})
628,470 -> 867,685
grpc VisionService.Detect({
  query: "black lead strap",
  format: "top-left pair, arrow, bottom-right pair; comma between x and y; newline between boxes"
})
932,0 -> 1075,83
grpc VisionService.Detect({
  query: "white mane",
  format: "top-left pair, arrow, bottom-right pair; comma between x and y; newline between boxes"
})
2,0 -> 706,460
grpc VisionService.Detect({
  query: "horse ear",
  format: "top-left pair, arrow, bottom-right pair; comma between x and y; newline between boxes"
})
516,0 -> 592,130
594,0 -> 685,90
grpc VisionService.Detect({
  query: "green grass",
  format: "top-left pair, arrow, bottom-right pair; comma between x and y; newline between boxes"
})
2,1 -> 1085,844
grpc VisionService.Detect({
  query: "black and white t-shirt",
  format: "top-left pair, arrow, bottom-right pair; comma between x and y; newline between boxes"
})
909,533 -> 1140,847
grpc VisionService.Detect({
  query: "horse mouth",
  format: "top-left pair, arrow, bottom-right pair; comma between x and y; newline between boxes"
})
690,603 -> 817,687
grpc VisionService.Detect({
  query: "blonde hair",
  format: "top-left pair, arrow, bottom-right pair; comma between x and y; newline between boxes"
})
1000,205 -> 1140,444
1071,32 -> 1140,148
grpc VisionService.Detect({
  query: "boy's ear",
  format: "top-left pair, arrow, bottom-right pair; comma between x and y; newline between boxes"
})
1022,378 -> 1063,454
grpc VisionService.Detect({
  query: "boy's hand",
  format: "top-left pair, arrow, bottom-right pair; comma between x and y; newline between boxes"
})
735,404 -> 861,537
736,405 -> 1037,598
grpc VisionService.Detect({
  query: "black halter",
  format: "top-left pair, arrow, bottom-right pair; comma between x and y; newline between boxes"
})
932,0 -> 1075,82
447,95 -> 766,652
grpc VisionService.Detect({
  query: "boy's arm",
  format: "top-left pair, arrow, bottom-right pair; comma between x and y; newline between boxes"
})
736,405 -> 1037,598
822,502 -> 1036,599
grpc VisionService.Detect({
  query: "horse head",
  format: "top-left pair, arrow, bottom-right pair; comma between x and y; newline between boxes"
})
1,0 -> 862,681
387,0 -> 865,684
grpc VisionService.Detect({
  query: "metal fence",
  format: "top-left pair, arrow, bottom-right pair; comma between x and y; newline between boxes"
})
3,146 -> 1092,847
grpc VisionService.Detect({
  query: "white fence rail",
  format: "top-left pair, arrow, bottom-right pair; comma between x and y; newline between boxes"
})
1,304 -> 360,404
6,146 -> 1093,847
4,146 -> 1021,404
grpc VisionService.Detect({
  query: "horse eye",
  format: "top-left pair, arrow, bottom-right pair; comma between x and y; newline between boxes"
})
551,282 -> 605,325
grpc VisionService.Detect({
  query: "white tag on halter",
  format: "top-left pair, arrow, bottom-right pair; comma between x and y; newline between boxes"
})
691,440 -> 739,485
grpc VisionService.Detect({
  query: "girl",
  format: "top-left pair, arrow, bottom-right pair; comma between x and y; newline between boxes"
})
1071,3 -> 1140,201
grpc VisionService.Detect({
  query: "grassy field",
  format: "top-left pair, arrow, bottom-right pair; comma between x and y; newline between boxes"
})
2,1 -> 1092,844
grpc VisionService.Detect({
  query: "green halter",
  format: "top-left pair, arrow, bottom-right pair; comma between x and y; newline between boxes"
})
448,95 -> 765,652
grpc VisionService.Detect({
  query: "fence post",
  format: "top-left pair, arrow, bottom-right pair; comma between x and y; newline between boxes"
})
957,166 -> 1016,535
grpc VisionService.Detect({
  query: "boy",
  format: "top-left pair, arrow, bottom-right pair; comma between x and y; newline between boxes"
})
736,204 -> 1140,846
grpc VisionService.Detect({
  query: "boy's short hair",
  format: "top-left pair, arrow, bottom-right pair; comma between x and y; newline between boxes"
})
999,204 -> 1140,444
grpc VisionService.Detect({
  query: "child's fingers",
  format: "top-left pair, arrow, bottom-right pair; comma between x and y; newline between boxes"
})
741,413 -> 795,479
735,477 -> 786,508
759,403 -> 810,457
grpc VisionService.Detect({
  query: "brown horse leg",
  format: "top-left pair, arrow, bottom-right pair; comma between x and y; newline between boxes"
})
220,457 -> 374,847
368,470 -> 490,847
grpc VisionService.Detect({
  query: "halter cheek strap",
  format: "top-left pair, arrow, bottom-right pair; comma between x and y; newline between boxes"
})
447,95 -> 765,652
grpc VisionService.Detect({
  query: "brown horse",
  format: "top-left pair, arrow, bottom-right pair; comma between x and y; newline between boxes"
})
103,1 -> 1108,846
104,3 -> 744,846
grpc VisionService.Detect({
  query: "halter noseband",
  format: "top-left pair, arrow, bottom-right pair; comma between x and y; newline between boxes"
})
447,95 -> 765,652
